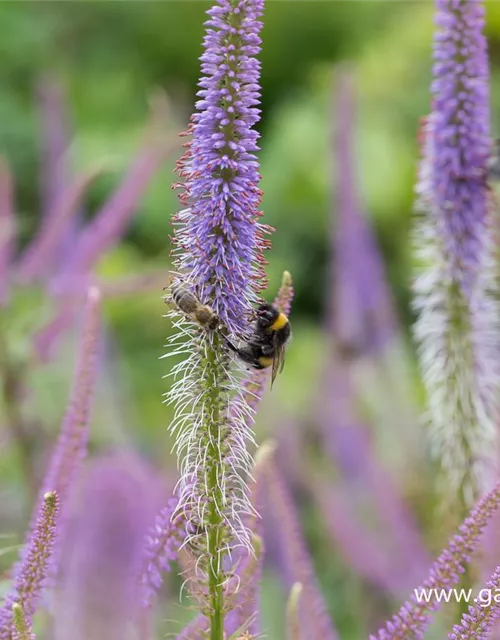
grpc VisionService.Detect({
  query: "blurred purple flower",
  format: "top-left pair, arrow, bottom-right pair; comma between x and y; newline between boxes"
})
22,286 -> 101,583
0,159 -> 14,306
172,0 -> 270,336
412,0 -> 499,503
16,167 -> 103,285
53,454 -> 158,640
329,68 -> 396,357
316,361 -> 429,591
242,270 -> 293,412
166,7 -> 271,628
261,448 -> 338,640
37,75 -> 83,270
139,496 -> 185,608
37,76 -> 71,221
448,563 -> 500,639
0,492 -> 59,639
372,480 -> 500,640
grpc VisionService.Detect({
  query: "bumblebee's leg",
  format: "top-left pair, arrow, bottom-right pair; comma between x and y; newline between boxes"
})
220,334 -> 261,368
260,343 -> 275,357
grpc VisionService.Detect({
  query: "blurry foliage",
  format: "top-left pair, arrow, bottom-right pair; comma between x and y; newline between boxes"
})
3,2 -> 500,638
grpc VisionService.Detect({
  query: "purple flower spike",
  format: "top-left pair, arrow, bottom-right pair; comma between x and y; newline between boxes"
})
16,167 -> 103,284
372,480 -> 500,640
448,565 -> 500,639
0,158 -> 15,306
39,287 -> 100,504
139,495 -> 186,608
172,0 -> 270,336
0,492 -> 59,639
431,0 -> 490,293
330,68 -> 396,356
53,454 -> 158,640
22,286 -> 101,584
261,447 -> 338,640
54,128 -> 174,295
37,76 -> 71,221
413,0 -> 500,503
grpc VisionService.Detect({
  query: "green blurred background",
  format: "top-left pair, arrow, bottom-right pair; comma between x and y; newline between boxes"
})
3,2 -> 500,638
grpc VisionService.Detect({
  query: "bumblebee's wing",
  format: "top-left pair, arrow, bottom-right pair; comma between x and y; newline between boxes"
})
270,335 -> 286,387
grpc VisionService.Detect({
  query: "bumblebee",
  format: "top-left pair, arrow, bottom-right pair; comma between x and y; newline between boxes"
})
166,282 -> 220,330
222,303 -> 291,386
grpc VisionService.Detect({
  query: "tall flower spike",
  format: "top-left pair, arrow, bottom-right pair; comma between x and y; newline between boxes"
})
22,286 -> 101,584
53,454 -> 158,640
11,604 -> 33,640
330,68 -> 396,357
0,159 -> 14,306
139,495 -> 186,608
448,563 -> 500,639
413,0 -> 499,505
167,1 -> 267,637
172,0 -> 269,335
371,480 -> 500,640
0,492 -> 59,639
261,447 -> 338,640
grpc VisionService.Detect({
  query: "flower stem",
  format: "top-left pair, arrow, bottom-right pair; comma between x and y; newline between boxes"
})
207,340 -> 224,640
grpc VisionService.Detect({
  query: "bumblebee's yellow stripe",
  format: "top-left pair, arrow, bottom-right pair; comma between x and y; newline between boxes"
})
270,313 -> 288,331
258,356 -> 274,368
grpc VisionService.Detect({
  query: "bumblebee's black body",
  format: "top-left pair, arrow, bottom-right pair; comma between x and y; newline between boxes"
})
222,303 -> 291,386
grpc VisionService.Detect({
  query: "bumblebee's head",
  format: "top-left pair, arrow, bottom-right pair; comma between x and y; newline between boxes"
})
256,303 -> 280,328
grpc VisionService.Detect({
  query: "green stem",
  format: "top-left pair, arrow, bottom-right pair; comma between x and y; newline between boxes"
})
207,341 -> 225,640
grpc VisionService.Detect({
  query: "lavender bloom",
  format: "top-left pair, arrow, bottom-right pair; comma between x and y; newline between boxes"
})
139,496 -> 186,608
53,454 -> 158,640
372,480 -> 500,640
0,159 -> 14,306
37,76 -> 71,221
54,125 -> 174,295
261,447 -> 338,640
172,0 -> 269,336
16,167 -> 103,284
448,564 -> 500,639
329,68 -> 396,357
23,286 -> 101,582
0,492 -> 59,639
412,1 -> 499,503
316,361 -> 429,591
167,1 -> 269,634
39,287 -> 100,503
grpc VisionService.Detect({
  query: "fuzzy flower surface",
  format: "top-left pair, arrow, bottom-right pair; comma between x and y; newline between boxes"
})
412,0 -> 499,502
167,0 -> 268,636
0,492 -> 59,640
168,0 -> 267,546
172,0 -> 269,336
